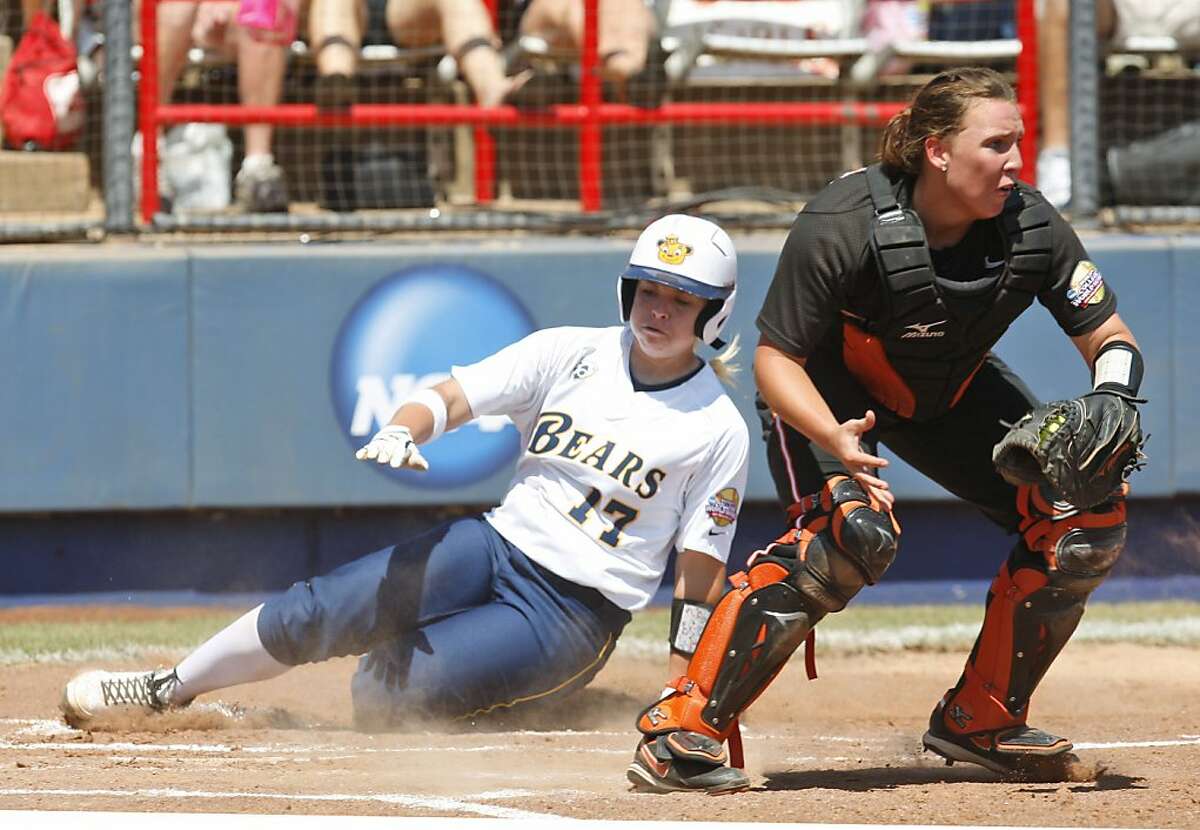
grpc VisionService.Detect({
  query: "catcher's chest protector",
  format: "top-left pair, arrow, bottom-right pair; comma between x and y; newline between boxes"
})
844,165 -> 1053,421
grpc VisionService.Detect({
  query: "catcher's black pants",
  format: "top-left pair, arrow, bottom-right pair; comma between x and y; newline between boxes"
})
760,353 -> 1040,532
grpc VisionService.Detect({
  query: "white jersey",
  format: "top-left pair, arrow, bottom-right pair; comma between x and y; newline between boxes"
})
451,326 -> 750,611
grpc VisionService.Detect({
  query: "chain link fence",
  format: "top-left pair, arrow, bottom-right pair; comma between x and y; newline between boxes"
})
6,0 -> 1195,241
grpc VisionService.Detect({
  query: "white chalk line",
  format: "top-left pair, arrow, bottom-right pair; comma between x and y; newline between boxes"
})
4,814 -> 1165,830
5,735 -> 1197,775
0,787 -> 561,821
1074,737 -> 1200,750
0,739 -> 630,765
1,718 -> 636,741
0,738 -> 524,754
4,719 -> 1198,758
3,735 -> 1198,825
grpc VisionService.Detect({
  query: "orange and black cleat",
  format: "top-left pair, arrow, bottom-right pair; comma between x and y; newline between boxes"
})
922,701 -> 1074,777
626,732 -> 750,795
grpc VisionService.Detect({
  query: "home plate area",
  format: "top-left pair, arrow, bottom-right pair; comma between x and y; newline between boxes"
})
2,644 -> 1198,827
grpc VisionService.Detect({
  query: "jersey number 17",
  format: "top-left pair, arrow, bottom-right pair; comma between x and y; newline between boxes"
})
568,487 -> 639,546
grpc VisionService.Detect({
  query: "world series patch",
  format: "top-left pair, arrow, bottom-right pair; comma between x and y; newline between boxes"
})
705,487 -> 740,527
1066,260 -> 1106,308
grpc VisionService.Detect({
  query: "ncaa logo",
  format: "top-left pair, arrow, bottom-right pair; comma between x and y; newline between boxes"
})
330,264 -> 535,488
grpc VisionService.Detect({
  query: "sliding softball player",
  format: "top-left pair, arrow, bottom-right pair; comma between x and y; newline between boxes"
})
62,215 -> 748,792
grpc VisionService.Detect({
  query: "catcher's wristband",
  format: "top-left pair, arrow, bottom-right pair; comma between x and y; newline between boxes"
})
1092,341 -> 1144,400
669,598 -> 714,657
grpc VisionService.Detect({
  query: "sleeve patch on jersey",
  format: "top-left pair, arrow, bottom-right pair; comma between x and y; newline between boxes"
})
1066,260 -> 1106,308
705,487 -> 740,527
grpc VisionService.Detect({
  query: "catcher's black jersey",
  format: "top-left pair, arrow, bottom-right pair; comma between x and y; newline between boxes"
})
757,167 -> 1117,363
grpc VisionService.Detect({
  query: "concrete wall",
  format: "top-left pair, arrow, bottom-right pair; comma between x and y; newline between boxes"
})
0,234 -> 1188,513
4,233 -> 1199,594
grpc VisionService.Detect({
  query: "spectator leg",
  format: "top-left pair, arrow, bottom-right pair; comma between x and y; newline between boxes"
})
519,0 -> 577,50
519,0 -> 654,102
388,0 -> 526,107
1096,0 -> 1117,43
1037,0 -> 1072,206
519,0 -> 654,80
20,0 -> 41,27
597,0 -> 655,81
157,0 -> 201,97
238,31 -> 286,159
1038,0 -> 1117,207
384,0 -> 444,48
192,1 -> 239,56
235,28 -> 291,211
1038,0 -> 1070,150
310,0 -> 366,76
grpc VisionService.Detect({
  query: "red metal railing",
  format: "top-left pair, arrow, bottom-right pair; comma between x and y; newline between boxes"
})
139,0 -> 1039,222
1014,0 -> 1039,188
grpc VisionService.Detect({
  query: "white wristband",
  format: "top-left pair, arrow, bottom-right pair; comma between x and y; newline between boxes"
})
406,388 -> 448,443
1093,347 -> 1134,390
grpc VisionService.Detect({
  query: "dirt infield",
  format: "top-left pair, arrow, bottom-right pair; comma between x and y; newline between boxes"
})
2,627 -> 1198,826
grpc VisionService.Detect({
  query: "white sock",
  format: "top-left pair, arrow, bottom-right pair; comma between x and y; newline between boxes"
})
239,153 -> 275,175
172,605 -> 290,703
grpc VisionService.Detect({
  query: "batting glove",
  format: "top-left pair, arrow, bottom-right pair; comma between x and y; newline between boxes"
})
355,425 -> 430,471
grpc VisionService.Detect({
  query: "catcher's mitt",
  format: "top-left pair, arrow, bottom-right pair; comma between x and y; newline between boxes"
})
993,391 -> 1146,509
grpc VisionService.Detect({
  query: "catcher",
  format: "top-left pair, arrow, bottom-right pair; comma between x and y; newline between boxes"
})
626,67 -> 1146,793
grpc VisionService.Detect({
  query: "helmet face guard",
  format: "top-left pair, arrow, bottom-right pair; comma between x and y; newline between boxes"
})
616,215 -> 738,347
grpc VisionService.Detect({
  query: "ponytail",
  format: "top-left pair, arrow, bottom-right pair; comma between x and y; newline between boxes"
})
707,333 -> 741,387
879,108 -> 923,176
876,67 -> 1016,177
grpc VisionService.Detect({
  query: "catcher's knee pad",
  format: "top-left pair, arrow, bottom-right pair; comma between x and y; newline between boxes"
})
1018,483 -> 1128,593
637,477 -> 899,741
790,476 -> 900,612
944,485 -> 1127,735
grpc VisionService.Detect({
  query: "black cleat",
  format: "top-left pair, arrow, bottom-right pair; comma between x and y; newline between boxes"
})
922,702 -> 1074,776
626,732 -> 750,794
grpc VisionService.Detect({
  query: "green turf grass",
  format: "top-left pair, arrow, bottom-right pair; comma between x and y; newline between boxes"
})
619,600 -> 1200,655
0,614 -> 233,664
2,601 -> 1198,664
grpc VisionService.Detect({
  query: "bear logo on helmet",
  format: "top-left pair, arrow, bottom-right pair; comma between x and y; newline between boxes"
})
656,234 -> 693,266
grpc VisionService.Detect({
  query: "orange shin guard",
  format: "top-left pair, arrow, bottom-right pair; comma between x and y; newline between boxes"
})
943,485 -> 1128,736
637,477 -> 899,753
637,558 -> 792,743
942,562 -> 1048,735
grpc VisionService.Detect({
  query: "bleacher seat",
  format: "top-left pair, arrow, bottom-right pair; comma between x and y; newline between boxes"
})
661,0 -> 867,83
1104,34 -> 1200,74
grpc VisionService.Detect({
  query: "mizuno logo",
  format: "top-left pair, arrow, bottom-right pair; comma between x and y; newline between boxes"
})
984,256 -> 1006,269
900,320 -> 947,339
